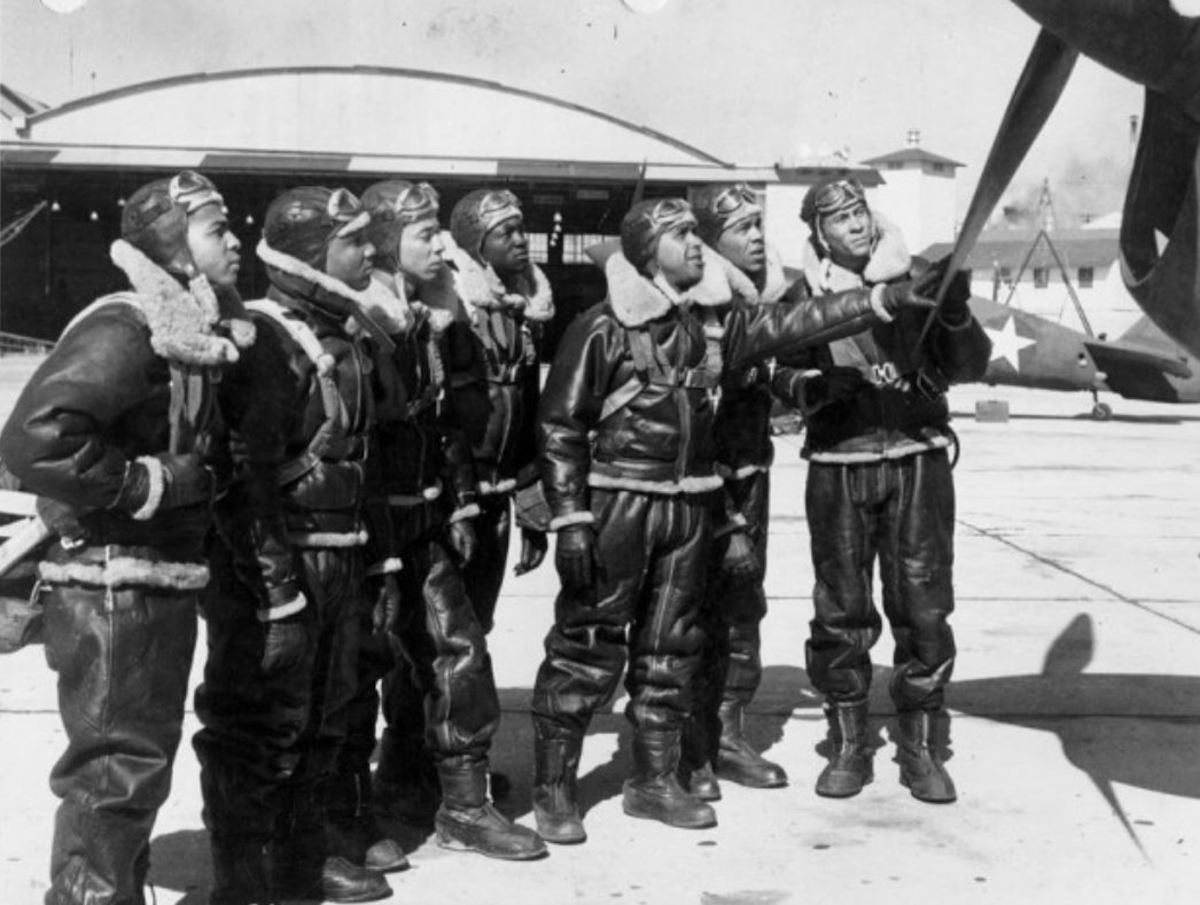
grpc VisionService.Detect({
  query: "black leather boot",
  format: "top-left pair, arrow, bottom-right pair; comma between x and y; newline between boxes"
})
531,734 -> 587,844
896,709 -> 957,803
815,700 -> 873,798
209,835 -> 273,905
435,757 -> 548,860
373,726 -> 441,829
272,782 -> 392,904
622,729 -> 718,829
319,856 -> 393,903
326,768 -> 409,874
681,712 -> 722,801
715,700 -> 788,789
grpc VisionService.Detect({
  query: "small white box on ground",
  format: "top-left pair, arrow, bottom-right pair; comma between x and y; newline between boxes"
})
975,399 -> 1010,422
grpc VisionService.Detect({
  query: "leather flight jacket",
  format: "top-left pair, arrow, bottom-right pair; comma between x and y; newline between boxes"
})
774,279 -> 992,463
539,259 -> 888,529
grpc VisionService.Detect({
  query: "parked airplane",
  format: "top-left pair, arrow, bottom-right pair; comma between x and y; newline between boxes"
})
968,293 -> 1198,418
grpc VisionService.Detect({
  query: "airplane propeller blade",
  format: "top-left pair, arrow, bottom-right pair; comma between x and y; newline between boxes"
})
919,28 -> 1079,344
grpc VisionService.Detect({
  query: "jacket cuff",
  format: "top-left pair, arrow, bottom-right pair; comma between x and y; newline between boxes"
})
366,557 -> 404,576
936,307 -> 974,331
449,502 -> 481,523
128,456 -> 165,521
257,590 -> 307,622
713,511 -> 748,539
549,511 -> 595,532
869,284 -> 895,323
797,369 -> 833,415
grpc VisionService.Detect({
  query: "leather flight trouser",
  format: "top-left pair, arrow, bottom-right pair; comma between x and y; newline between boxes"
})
532,488 -> 713,742
804,449 -> 957,711
692,470 -> 771,757
378,502 -> 501,770
194,541 -> 364,857
41,577 -> 198,905
460,492 -> 511,635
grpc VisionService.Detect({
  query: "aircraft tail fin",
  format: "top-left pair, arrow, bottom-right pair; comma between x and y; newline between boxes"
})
1117,315 -> 1175,350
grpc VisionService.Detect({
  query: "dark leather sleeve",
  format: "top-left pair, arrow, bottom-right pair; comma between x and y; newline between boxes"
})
217,316 -> 303,609
538,309 -> 620,523
0,307 -> 157,512
437,337 -> 480,510
513,331 -> 543,486
724,288 -> 879,370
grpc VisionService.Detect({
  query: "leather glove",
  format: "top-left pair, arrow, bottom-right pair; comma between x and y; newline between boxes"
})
805,366 -> 867,409
914,257 -> 973,323
514,527 -> 548,576
261,616 -> 306,676
447,518 -> 478,565
36,496 -> 89,549
721,531 -> 762,590
114,453 -> 214,516
555,524 -> 600,591
878,280 -> 938,316
371,573 -> 401,637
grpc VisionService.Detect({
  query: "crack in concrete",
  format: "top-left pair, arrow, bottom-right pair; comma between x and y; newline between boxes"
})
959,518 -> 1200,636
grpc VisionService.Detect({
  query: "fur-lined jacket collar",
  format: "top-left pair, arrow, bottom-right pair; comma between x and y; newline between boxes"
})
802,212 -> 911,296
257,238 -> 397,351
603,244 -> 735,328
365,270 -> 454,338
93,239 -> 256,368
443,234 -> 554,323
691,242 -> 790,306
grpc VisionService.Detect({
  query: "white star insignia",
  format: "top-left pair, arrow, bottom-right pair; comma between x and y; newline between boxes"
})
984,316 -> 1037,371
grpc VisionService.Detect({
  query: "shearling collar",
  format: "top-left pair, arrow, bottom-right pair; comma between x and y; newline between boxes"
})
107,239 -> 255,367
257,238 -> 396,351
603,246 -> 734,327
443,234 -> 554,323
693,242 -> 790,306
368,270 -> 454,337
802,212 -> 911,295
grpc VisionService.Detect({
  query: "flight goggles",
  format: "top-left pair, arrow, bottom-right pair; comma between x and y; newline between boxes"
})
706,183 -> 761,232
324,187 -> 370,237
476,189 -> 523,234
373,181 -> 440,224
643,197 -> 697,234
168,170 -> 224,215
802,177 -> 867,224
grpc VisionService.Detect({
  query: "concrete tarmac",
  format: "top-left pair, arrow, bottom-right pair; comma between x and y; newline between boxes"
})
1,353 -> 1198,905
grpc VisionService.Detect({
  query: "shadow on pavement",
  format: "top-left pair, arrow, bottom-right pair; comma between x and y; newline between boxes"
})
145,611 -> 1200,896
146,829 -> 209,904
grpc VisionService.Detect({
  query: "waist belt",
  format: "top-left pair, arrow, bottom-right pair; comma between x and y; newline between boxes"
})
285,528 -> 369,548
486,361 -> 526,385
648,366 -> 721,390
386,481 -> 443,507
37,544 -> 210,593
405,384 -> 443,419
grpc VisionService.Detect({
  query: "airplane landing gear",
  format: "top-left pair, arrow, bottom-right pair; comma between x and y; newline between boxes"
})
1091,401 -> 1112,421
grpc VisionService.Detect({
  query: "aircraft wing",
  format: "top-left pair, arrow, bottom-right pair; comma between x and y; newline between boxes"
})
1083,339 -> 1193,402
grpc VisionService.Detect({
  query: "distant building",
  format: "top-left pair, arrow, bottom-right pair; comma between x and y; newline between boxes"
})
861,131 -> 964,255
921,227 -> 1142,339
2,71 -> 967,344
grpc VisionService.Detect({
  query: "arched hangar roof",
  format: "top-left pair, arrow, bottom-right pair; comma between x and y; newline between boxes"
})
4,66 -> 777,183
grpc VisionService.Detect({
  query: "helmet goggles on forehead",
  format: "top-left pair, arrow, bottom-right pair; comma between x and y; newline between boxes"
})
324,187 -> 370,238
645,197 -> 697,235
384,182 -> 440,224
168,170 -> 224,215
476,189 -> 523,235
810,178 -> 867,221
709,182 -> 761,231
